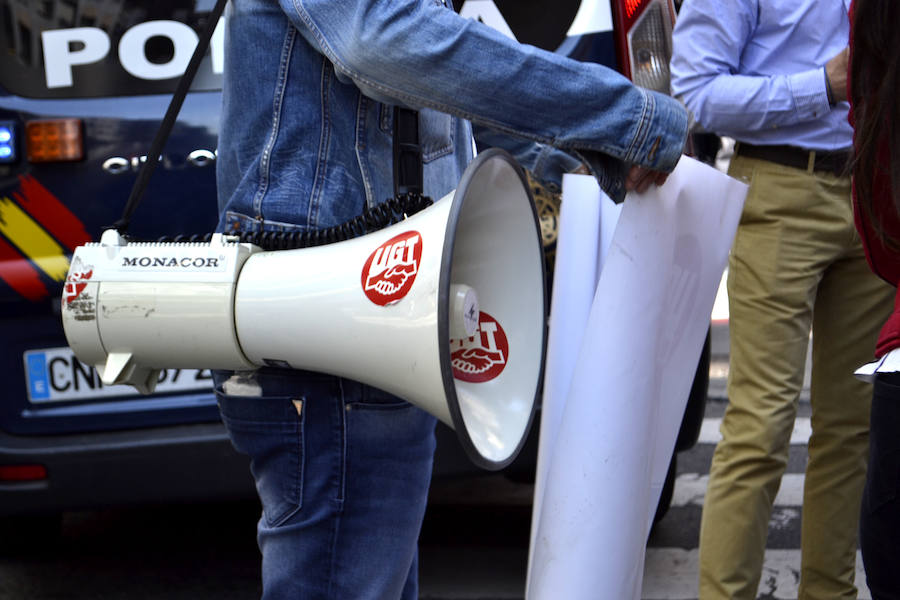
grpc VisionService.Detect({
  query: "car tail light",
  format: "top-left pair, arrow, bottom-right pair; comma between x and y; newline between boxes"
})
0,464 -> 47,481
613,0 -> 676,93
25,118 -> 85,163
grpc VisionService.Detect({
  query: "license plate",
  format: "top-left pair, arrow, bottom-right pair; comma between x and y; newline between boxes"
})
24,347 -> 213,404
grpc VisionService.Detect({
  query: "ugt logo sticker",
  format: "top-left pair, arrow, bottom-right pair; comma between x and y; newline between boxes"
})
361,231 -> 422,305
450,312 -> 509,383
64,257 -> 93,305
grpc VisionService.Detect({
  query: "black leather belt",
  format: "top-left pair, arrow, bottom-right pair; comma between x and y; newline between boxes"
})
735,142 -> 851,176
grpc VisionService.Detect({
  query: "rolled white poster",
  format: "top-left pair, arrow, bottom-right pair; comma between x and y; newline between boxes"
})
527,174 -> 619,576
526,156 -> 747,600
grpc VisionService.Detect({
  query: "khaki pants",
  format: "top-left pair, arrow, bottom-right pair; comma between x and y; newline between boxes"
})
698,154 -> 894,600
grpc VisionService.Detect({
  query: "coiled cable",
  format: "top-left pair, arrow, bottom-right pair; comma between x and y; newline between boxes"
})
151,192 -> 433,250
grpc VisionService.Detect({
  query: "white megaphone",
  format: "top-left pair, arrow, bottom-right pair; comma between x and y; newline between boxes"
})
60,149 -> 548,470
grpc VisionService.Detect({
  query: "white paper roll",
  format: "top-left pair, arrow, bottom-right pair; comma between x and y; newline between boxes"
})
526,156 -> 747,600
527,174 -> 605,576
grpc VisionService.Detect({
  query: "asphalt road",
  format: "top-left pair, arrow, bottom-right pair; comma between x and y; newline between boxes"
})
0,326 -> 847,600
0,404 -> 828,600
0,484 -> 535,600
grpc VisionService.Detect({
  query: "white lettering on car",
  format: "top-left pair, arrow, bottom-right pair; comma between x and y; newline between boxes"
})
119,20 -> 198,81
40,19 -> 225,89
41,27 -> 111,88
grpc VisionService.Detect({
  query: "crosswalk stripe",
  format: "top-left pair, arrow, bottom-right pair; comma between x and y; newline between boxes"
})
671,473 -> 805,508
699,417 -> 811,445
641,549 -> 871,600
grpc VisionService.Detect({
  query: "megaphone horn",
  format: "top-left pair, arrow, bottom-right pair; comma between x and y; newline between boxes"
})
61,148 -> 548,470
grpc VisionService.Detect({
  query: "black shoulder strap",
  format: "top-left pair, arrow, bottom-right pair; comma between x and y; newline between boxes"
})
393,107 -> 424,196
112,0 -> 228,234
393,0 -> 458,195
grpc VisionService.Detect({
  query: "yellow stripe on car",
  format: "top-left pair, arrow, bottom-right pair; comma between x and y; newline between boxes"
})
0,196 -> 69,281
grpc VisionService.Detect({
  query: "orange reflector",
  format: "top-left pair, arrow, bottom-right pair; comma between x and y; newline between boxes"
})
26,119 -> 84,163
0,464 -> 47,481
624,0 -> 648,20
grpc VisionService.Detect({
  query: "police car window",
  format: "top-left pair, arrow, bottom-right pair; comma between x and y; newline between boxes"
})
0,0 -> 222,99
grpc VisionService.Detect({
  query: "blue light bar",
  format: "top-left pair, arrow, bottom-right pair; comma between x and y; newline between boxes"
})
0,120 -> 17,164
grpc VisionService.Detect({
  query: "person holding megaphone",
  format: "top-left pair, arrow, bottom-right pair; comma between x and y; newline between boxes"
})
212,1 -> 688,598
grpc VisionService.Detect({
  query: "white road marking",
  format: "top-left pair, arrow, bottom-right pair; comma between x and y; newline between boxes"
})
699,417 -> 812,445
710,268 -> 729,323
641,549 -> 871,600
672,473 -> 805,508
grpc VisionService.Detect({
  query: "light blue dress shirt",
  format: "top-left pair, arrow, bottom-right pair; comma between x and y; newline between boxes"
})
671,0 -> 853,151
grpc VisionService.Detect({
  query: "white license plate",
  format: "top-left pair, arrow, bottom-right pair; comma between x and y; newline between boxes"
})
24,347 -> 213,404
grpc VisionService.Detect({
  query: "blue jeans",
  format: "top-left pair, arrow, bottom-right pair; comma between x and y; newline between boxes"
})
215,368 -> 436,599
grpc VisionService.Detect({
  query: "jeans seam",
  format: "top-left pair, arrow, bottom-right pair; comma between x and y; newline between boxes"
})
356,94 -> 376,208
327,379 -> 348,598
626,88 -> 652,164
337,378 -> 347,505
380,102 -> 392,133
532,145 -> 553,181
296,397 -> 306,513
253,25 -> 295,219
327,504 -> 342,599
308,56 -> 333,229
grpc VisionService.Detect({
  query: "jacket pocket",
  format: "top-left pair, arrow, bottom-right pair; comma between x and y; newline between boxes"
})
379,104 -> 455,163
419,108 -> 455,162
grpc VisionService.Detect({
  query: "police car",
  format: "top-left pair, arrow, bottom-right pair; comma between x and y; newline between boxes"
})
0,0 -> 704,541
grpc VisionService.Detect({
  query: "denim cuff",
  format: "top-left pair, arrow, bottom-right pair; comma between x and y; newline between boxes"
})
577,90 -> 688,203
576,150 -> 627,203
628,89 -> 689,172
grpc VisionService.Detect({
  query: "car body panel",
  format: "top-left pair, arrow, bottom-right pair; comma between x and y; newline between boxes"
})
0,0 -> 704,517
0,1 -> 242,512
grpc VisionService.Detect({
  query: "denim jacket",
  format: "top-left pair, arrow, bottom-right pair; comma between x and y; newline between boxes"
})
216,0 -> 689,234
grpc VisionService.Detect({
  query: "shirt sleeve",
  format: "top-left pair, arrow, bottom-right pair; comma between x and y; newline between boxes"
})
670,0 -> 833,137
281,0 -> 688,196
